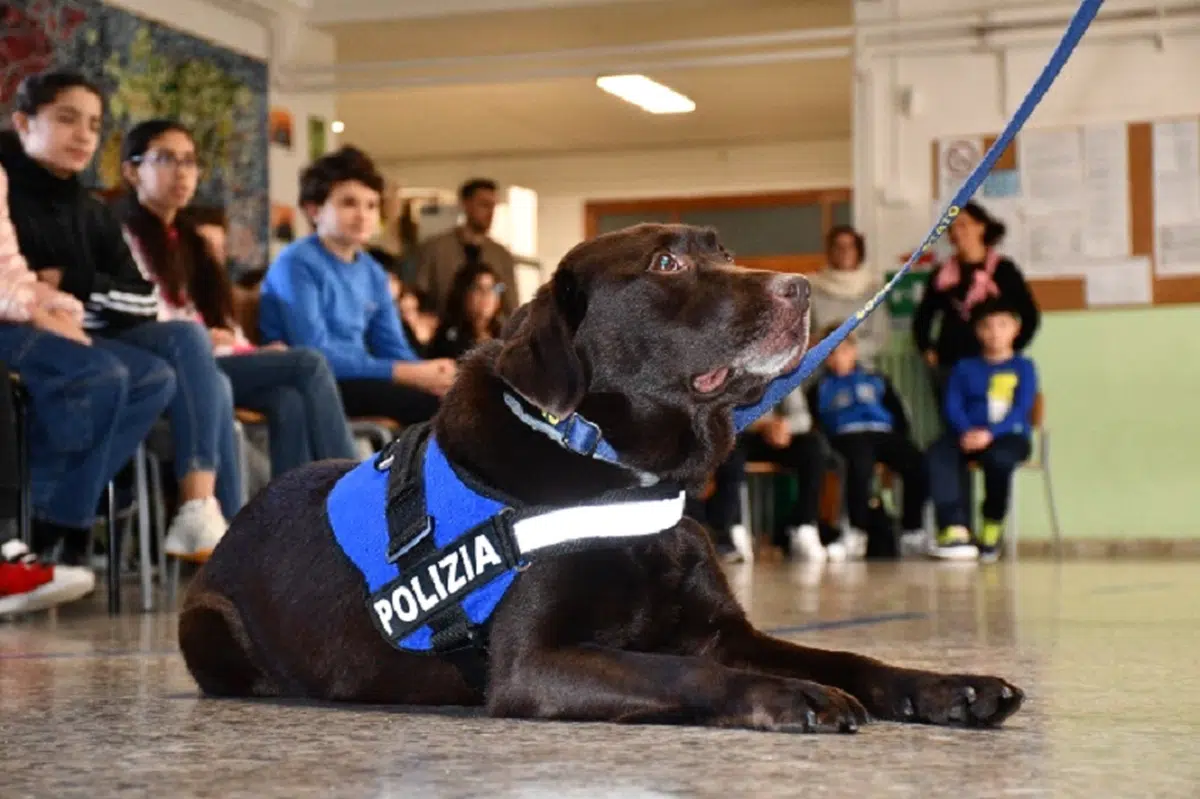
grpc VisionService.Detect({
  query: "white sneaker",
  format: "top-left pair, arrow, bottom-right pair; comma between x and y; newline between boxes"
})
899,529 -> 931,558
729,524 -> 754,564
0,539 -> 95,617
164,498 -> 228,562
788,525 -> 826,563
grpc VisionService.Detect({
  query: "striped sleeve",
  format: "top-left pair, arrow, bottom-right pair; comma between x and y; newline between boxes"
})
82,205 -> 160,331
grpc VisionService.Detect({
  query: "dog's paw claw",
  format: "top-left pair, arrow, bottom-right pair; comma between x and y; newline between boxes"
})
964,686 -> 977,703
901,697 -> 915,718
804,709 -> 817,731
1001,685 -> 1014,699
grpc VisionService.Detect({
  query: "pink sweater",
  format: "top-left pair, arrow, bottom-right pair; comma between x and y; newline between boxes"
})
0,163 -> 84,325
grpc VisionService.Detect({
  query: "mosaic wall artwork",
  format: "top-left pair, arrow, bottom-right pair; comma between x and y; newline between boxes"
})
0,0 -> 270,269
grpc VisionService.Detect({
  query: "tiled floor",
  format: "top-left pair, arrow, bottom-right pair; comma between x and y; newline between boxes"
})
2,559 -> 1198,798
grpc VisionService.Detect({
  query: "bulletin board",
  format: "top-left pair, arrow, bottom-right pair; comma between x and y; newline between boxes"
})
929,118 -> 1200,311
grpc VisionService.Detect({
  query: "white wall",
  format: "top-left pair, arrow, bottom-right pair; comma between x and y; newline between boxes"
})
106,0 -> 339,240
381,139 -> 852,275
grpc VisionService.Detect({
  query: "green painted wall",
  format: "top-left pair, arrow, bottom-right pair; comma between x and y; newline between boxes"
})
886,306 -> 1200,540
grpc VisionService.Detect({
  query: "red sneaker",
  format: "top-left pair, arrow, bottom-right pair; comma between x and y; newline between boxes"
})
0,539 -> 96,617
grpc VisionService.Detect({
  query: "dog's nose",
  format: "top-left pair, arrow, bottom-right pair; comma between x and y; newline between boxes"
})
770,274 -> 810,305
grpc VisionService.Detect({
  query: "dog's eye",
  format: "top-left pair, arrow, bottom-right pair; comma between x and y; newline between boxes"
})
651,253 -> 686,273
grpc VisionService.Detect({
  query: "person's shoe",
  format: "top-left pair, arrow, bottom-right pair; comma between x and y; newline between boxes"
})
899,529 -> 931,558
827,528 -> 868,562
0,539 -> 95,617
729,524 -> 754,564
930,525 -> 979,561
977,519 -> 1005,563
788,524 -> 826,563
164,498 -> 228,562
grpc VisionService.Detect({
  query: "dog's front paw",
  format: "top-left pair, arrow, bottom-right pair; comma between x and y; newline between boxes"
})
732,677 -> 868,734
874,671 -> 1024,728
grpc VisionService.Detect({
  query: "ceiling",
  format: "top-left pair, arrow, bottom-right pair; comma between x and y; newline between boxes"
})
304,0 -> 854,162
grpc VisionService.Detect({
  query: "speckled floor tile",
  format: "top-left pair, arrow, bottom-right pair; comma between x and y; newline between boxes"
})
2,560 -> 1198,798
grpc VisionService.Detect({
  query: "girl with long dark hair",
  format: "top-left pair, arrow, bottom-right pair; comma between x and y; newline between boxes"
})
116,119 -> 357,482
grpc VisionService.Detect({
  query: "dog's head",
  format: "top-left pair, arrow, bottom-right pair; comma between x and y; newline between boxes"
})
495,223 -> 810,485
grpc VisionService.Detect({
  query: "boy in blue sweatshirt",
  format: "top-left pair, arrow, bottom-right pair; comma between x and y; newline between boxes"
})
927,298 -> 1038,562
806,326 -> 928,560
259,147 -> 456,426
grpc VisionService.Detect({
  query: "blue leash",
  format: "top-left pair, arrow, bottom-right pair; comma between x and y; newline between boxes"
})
730,0 -> 1106,432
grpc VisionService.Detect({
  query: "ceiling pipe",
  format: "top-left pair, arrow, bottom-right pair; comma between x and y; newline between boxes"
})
286,25 -> 854,76
866,11 -> 1200,57
283,45 -> 853,94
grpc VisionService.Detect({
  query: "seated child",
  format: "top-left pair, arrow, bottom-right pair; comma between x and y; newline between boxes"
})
926,298 -> 1037,562
729,387 -> 827,563
806,326 -> 928,559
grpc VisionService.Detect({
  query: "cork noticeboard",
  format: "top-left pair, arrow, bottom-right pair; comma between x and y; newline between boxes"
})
928,119 -> 1200,311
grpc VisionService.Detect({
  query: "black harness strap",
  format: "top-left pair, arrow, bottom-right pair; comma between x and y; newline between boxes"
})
375,425 -> 494,696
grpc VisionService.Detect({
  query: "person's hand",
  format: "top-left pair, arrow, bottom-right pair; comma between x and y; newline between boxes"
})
763,416 -> 793,449
395,358 -> 457,397
960,428 -> 993,452
30,306 -> 90,345
924,350 -> 938,367
263,341 -> 288,351
209,327 -> 237,350
35,268 -> 63,289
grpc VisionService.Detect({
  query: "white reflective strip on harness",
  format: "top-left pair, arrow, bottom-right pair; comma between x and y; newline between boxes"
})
512,491 -> 687,556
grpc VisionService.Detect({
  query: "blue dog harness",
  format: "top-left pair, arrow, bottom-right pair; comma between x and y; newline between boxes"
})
326,420 -> 685,663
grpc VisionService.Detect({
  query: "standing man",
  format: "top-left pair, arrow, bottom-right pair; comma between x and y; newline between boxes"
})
416,178 -> 517,315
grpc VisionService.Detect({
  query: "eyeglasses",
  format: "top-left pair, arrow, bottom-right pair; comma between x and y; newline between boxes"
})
470,282 -> 505,296
133,151 -> 202,171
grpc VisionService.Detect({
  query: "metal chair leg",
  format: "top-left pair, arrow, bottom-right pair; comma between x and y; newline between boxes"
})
12,379 -> 31,547
147,451 -> 167,586
106,481 -> 120,615
1042,431 -> 1063,558
135,444 -> 153,612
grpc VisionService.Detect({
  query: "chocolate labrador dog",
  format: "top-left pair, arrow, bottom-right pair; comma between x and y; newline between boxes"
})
179,223 -> 1023,733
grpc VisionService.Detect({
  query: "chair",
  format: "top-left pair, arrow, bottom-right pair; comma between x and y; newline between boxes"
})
990,392 -> 1061,558
740,448 -> 847,556
10,371 -> 131,614
231,286 -> 402,453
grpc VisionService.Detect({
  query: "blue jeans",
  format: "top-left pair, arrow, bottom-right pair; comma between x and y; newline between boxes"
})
927,432 -> 1031,528
217,347 -> 357,476
108,321 -> 242,519
0,323 -> 176,529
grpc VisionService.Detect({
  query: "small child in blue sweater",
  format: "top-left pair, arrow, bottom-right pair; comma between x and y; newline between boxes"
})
806,326 -> 928,560
927,298 -> 1038,562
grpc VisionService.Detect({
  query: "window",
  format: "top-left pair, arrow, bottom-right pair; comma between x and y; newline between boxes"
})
585,189 -> 852,273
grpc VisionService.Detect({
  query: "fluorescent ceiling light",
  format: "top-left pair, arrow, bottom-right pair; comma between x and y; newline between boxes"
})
331,120 -> 345,133
596,74 -> 695,114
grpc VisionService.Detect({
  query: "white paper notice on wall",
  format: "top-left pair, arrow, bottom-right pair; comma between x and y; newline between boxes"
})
938,137 -> 983,203
1152,119 -> 1200,226
1081,124 -> 1130,258
1024,207 -> 1085,276
1084,257 -> 1153,307
1020,129 -> 1084,209
1156,223 -> 1200,276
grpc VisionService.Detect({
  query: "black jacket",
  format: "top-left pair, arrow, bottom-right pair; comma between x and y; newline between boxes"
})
911,255 -> 1040,367
0,131 -> 158,333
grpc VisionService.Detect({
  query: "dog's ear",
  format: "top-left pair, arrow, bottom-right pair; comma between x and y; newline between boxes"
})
496,269 -> 587,419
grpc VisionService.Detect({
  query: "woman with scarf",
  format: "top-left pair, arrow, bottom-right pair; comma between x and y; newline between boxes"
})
912,201 -> 1041,404
809,225 -> 889,367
